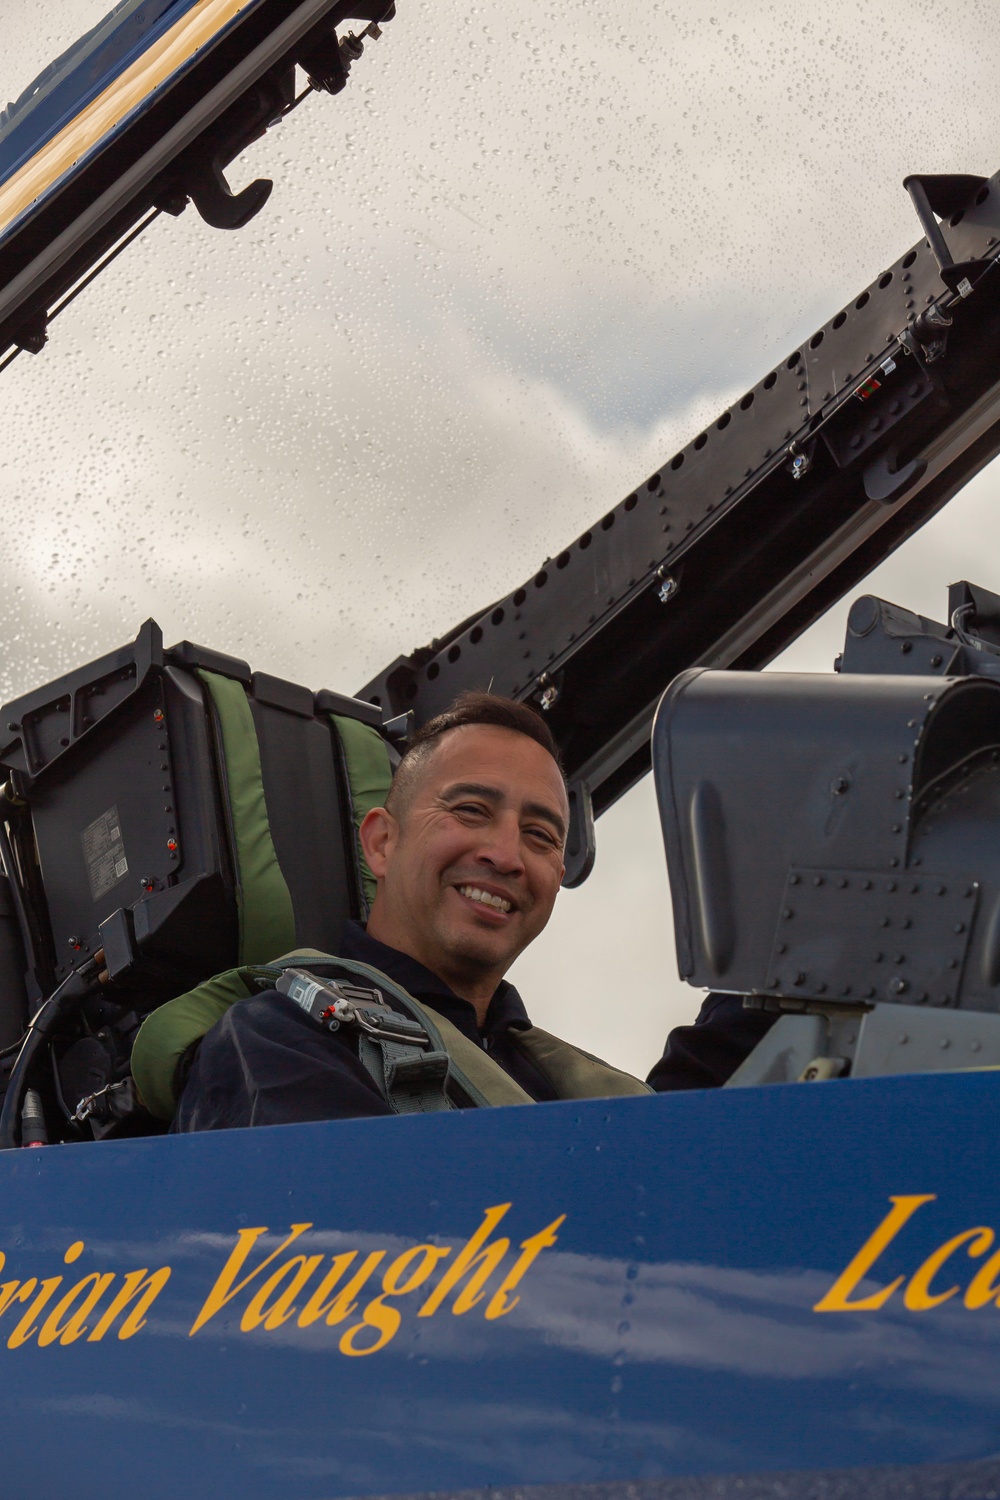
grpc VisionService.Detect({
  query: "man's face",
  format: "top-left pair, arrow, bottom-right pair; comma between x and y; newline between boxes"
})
361,725 -> 568,999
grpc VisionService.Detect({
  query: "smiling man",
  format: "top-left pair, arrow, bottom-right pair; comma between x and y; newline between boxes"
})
173,693 -> 653,1130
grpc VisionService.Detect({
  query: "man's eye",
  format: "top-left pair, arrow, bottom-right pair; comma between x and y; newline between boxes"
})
526,826 -> 558,848
453,802 -> 487,818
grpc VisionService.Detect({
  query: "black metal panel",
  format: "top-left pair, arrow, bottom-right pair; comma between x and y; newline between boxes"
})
360,172 -> 1000,817
0,619 -> 162,781
166,639 -> 251,683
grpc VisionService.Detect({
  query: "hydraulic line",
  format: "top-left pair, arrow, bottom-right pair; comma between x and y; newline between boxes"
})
0,957 -> 101,1149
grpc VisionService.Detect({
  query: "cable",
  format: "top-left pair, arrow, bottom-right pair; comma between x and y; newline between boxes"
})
0,208 -> 162,382
47,208 -> 162,323
0,956 -> 100,1149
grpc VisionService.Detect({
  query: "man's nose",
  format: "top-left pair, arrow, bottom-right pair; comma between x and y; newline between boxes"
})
477,813 -> 525,875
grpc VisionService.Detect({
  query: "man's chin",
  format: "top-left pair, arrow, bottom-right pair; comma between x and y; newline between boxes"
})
444,922 -> 520,974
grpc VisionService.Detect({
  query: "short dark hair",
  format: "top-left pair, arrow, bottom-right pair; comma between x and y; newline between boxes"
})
385,691 -> 564,816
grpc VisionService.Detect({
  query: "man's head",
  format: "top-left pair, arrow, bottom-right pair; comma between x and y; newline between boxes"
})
359,693 -> 569,1012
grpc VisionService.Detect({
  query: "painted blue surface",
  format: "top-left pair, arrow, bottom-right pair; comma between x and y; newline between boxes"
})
0,1070 -> 998,1498
0,1 -> 197,187
0,0 -> 264,251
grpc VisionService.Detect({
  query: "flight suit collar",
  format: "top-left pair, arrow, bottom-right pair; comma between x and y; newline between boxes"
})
338,920 -> 532,1045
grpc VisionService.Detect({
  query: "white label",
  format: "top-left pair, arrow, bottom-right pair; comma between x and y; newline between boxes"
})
81,805 -> 128,902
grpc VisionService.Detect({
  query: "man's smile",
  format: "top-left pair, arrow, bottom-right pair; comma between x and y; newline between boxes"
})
454,883 -> 516,918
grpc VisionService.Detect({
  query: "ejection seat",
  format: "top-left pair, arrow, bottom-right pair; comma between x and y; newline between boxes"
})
0,620 -> 395,1136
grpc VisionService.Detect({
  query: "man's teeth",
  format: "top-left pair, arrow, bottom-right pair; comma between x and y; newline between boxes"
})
459,885 -> 511,913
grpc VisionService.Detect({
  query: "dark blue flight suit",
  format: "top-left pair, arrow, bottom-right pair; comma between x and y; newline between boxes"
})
174,922 -> 774,1129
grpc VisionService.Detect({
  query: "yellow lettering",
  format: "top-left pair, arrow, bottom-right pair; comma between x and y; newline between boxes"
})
341,1245 -> 451,1357
87,1267 -> 172,1341
0,1277 -> 34,1319
38,1274 -> 116,1346
7,1277 -> 63,1349
418,1204 -> 511,1317
485,1215 -> 565,1320
904,1228 -> 994,1311
814,1195 -> 936,1312
965,1246 -> 1000,1308
241,1255 -> 324,1332
313,1252 -> 386,1327
189,1223 -> 313,1336
296,1253 -> 358,1327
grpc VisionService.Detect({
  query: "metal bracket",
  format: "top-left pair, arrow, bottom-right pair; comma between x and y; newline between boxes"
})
904,173 -> 991,295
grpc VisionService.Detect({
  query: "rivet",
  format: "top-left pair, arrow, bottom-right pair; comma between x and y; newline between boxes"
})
955,922 -> 966,934
899,1034 -> 909,1045
782,908 -> 794,920
862,879 -> 872,890
940,1038 -> 950,1050
776,943 -> 787,954
793,972 -> 806,986
881,917 -> 891,928
813,875 -> 823,886
837,877 -> 848,888
898,753 -> 908,764
890,858 -> 900,867
902,917 -> 912,929
890,977 -> 908,995
789,874 -> 800,885
886,880 -> 897,891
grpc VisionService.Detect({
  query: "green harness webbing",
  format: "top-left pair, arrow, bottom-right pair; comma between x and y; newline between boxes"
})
132,950 -> 650,1120
198,671 -> 296,964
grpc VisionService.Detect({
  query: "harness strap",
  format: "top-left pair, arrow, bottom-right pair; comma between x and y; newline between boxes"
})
318,955 -> 532,1110
512,1026 -> 653,1098
276,964 -> 453,1115
358,1035 -> 452,1114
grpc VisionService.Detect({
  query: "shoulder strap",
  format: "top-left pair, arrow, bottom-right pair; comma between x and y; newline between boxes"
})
324,957 -> 532,1109
132,950 -> 534,1119
511,1026 -> 653,1099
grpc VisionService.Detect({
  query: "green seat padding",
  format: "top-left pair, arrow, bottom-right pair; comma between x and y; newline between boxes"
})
198,670 -> 296,965
132,967 -> 256,1119
329,713 -> 393,911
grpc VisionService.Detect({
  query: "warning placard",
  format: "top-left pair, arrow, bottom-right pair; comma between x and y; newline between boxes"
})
82,805 -> 128,902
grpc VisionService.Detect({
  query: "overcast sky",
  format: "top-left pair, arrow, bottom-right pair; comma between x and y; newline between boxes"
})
4,0 -> 1000,1075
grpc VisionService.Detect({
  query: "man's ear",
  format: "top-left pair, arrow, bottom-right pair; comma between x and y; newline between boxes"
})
359,806 -> 397,881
